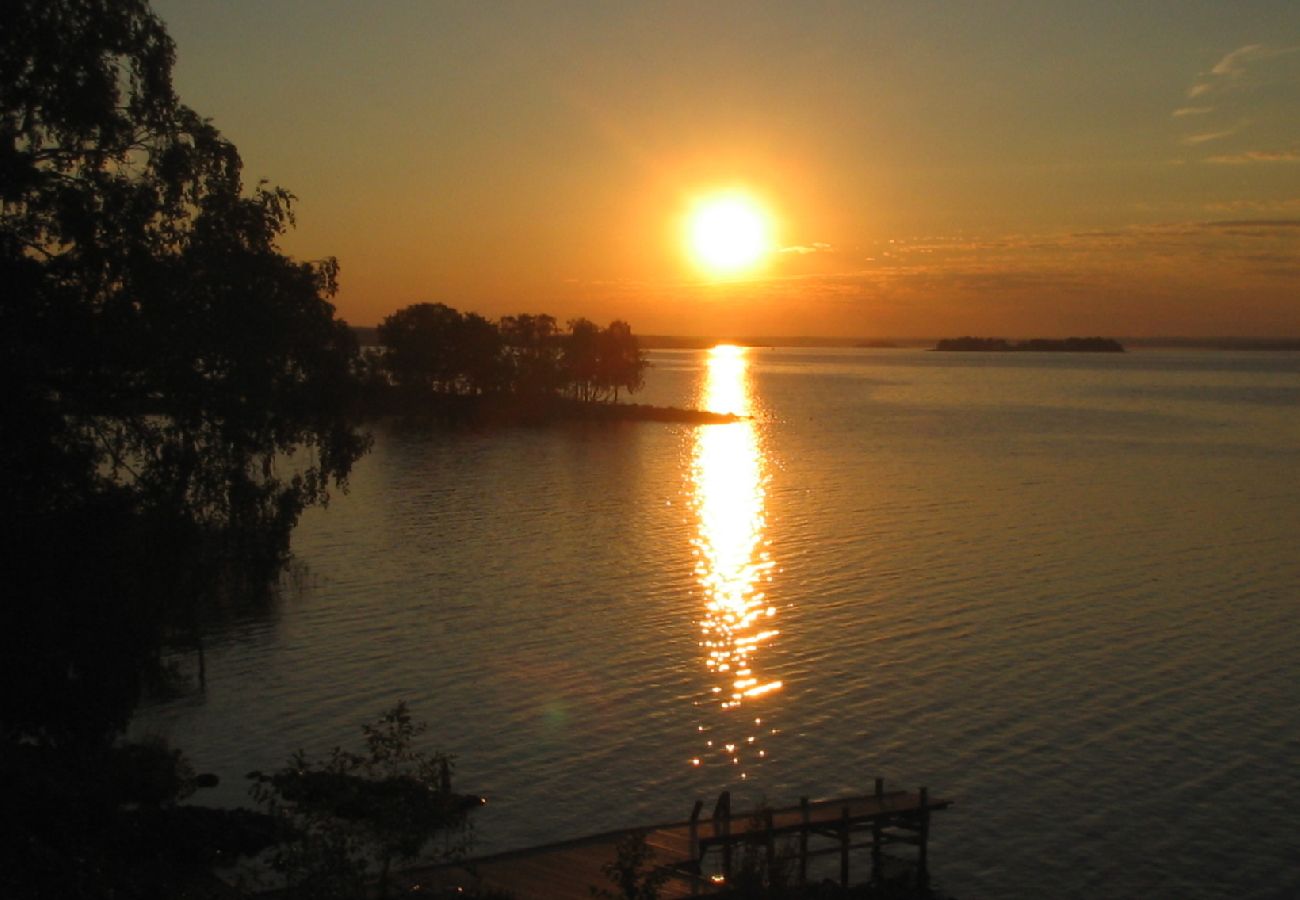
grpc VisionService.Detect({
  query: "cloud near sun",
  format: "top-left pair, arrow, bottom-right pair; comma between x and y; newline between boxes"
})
662,221 -> 1300,336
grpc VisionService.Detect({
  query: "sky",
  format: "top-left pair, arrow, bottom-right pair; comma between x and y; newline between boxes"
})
152,1 -> 1300,337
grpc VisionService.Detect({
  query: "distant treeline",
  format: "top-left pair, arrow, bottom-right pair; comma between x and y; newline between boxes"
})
934,336 -> 1125,352
357,331 -> 1300,352
363,303 -> 650,412
1121,337 -> 1300,351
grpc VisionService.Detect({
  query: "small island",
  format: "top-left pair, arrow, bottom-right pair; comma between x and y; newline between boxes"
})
933,336 -> 1124,352
360,303 -> 740,426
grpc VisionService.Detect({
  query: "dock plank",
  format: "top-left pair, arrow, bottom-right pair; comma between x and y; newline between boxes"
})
396,790 -> 951,900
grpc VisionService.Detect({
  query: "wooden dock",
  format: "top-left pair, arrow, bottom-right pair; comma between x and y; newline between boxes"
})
397,779 -> 951,899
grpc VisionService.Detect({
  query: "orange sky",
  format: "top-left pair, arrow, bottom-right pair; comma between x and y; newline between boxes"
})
155,1 -> 1300,337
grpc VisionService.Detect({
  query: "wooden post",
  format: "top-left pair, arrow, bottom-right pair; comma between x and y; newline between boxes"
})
798,796 -> 810,884
840,806 -> 851,887
872,778 -> 883,884
764,808 -> 775,885
691,795 -> 702,884
917,786 -> 930,889
439,758 -> 451,794
714,791 -> 732,881
691,801 -> 702,858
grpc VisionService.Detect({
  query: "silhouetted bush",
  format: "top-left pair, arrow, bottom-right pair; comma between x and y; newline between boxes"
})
249,702 -> 480,900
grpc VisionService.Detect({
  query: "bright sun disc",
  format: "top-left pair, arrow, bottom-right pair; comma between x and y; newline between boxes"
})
687,194 -> 772,276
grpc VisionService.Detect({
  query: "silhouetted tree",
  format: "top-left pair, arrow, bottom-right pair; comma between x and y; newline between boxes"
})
599,319 -> 649,402
1,0 -> 368,744
561,318 -> 648,403
3,2 -> 371,892
454,310 -> 506,394
499,312 -> 563,395
563,317 -> 603,401
378,302 -> 467,393
378,303 -> 506,397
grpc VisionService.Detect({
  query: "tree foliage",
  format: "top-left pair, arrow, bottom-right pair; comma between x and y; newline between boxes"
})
376,302 -> 649,407
377,302 -> 503,396
1,0 -> 369,745
592,830 -> 670,900
249,702 -> 478,900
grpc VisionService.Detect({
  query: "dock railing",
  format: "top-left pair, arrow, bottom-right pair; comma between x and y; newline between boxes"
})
669,778 -> 951,892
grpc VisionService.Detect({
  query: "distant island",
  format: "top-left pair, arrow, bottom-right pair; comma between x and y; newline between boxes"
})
933,336 -> 1124,352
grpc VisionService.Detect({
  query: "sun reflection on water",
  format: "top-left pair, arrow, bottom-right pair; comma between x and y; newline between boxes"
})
691,345 -> 781,776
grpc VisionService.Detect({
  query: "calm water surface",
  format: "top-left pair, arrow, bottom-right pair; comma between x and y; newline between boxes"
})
134,348 -> 1300,899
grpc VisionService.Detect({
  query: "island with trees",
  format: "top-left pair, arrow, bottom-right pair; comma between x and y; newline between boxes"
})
933,336 -> 1125,352
362,302 -> 739,424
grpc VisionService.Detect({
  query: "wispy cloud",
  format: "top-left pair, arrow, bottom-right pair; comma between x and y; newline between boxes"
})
1210,44 -> 1266,76
780,242 -> 833,255
1207,43 -> 1300,76
1204,218 -> 1300,229
1200,219 -> 1300,244
663,221 -> 1300,335
1206,198 -> 1300,213
1205,149 -> 1300,164
1174,43 -> 1300,145
1183,126 -> 1242,145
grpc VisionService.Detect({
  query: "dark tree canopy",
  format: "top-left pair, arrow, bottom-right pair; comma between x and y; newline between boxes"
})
375,302 -> 649,408
1,0 -> 369,747
597,319 -> 647,401
563,317 -> 604,401
499,311 -> 565,395
377,302 -> 504,396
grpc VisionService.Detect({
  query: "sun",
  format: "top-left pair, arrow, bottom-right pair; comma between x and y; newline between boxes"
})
686,192 -> 774,277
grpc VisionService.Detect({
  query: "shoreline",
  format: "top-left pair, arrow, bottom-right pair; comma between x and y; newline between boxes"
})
360,392 -> 742,426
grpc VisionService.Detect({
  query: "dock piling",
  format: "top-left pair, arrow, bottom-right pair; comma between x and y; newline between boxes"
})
918,786 -> 930,888
405,786 -> 951,900
798,796 -> 810,884
714,790 -> 732,881
763,808 -> 775,883
839,806 -> 851,887
871,777 -> 884,884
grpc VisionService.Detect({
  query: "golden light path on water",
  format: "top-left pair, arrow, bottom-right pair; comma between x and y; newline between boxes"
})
690,345 -> 781,777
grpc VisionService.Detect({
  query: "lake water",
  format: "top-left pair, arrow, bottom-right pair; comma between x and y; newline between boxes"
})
133,347 -> 1300,899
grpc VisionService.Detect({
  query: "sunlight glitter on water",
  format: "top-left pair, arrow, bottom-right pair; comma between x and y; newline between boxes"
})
692,346 -> 780,773
132,348 -> 1300,899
